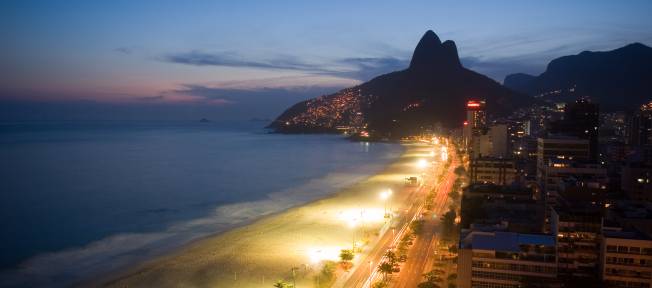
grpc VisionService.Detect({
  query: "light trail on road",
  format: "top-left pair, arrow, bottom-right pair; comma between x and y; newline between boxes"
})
338,142 -> 458,288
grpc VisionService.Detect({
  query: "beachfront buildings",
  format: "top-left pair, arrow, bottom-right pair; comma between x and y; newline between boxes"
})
456,189 -> 557,288
454,96 -> 652,288
458,231 -> 558,288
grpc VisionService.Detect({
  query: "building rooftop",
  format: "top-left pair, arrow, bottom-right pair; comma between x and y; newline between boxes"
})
461,190 -> 545,233
463,231 -> 555,252
602,228 -> 651,241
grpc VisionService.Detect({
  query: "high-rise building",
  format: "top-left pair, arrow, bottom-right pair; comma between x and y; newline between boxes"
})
539,159 -> 608,206
551,204 -> 603,280
549,98 -> 600,162
536,136 -> 591,170
470,124 -> 509,159
469,157 -> 517,185
627,101 -> 652,146
467,100 -> 487,128
567,99 -> 599,161
463,100 -> 486,148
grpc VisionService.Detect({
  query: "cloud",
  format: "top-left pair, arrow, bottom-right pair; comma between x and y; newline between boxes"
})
136,95 -> 165,101
164,51 -> 327,72
113,47 -> 134,55
331,57 -> 409,81
168,84 -> 339,104
163,51 -> 409,81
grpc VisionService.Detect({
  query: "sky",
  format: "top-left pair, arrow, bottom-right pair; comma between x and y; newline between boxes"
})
1,0 -> 652,122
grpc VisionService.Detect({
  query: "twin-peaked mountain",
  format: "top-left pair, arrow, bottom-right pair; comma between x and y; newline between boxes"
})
504,43 -> 652,111
269,30 -> 529,137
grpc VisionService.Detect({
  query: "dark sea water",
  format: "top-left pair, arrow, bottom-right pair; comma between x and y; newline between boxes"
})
0,122 -> 402,287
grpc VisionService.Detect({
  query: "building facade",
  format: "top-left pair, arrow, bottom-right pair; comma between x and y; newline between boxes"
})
600,229 -> 652,288
469,157 -> 517,186
458,231 -> 558,288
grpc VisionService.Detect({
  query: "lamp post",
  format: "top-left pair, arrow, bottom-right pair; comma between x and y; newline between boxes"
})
380,190 -> 391,219
349,218 -> 358,252
387,189 -> 393,216
380,191 -> 388,216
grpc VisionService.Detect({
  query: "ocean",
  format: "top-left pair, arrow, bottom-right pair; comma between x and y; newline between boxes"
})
0,122 -> 402,287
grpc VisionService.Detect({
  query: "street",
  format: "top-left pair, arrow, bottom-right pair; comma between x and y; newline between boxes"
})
393,154 -> 457,287
336,142 -> 457,288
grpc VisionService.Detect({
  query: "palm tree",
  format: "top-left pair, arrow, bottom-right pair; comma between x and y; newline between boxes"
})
340,249 -> 354,262
384,250 -> 397,265
377,261 -> 394,282
273,280 -> 290,288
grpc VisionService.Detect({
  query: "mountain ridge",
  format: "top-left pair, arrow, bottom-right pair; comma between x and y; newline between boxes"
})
270,30 -> 530,137
504,42 -> 652,110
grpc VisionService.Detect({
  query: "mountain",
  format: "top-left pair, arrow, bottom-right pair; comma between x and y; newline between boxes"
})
503,73 -> 536,94
503,43 -> 652,111
269,30 -> 529,138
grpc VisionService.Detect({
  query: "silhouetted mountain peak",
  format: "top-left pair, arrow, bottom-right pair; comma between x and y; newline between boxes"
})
623,42 -> 649,49
614,42 -> 651,54
422,30 -> 442,45
409,30 -> 461,72
442,40 -> 462,67
271,30 -> 529,136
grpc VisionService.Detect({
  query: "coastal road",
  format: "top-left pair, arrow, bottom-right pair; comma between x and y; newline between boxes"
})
392,152 -> 457,288
337,142 -> 451,288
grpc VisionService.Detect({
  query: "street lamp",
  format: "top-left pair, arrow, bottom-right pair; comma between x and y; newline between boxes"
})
349,218 -> 358,251
417,159 -> 428,169
387,189 -> 393,216
380,190 -> 391,218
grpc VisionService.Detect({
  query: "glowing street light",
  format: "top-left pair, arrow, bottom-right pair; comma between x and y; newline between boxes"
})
380,190 -> 392,218
349,218 -> 358,251
417,159 -> 428,169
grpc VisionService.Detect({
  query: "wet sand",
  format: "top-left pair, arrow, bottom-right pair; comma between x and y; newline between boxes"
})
99,143 -> 431,288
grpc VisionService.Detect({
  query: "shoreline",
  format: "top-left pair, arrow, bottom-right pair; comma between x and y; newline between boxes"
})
95,143 -> 429,287
0,132 -> 401,288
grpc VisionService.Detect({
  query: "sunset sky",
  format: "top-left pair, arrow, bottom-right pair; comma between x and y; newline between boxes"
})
2,0 -> 652,121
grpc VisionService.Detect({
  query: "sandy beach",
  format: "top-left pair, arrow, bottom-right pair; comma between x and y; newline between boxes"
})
99,143 -> 433,288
